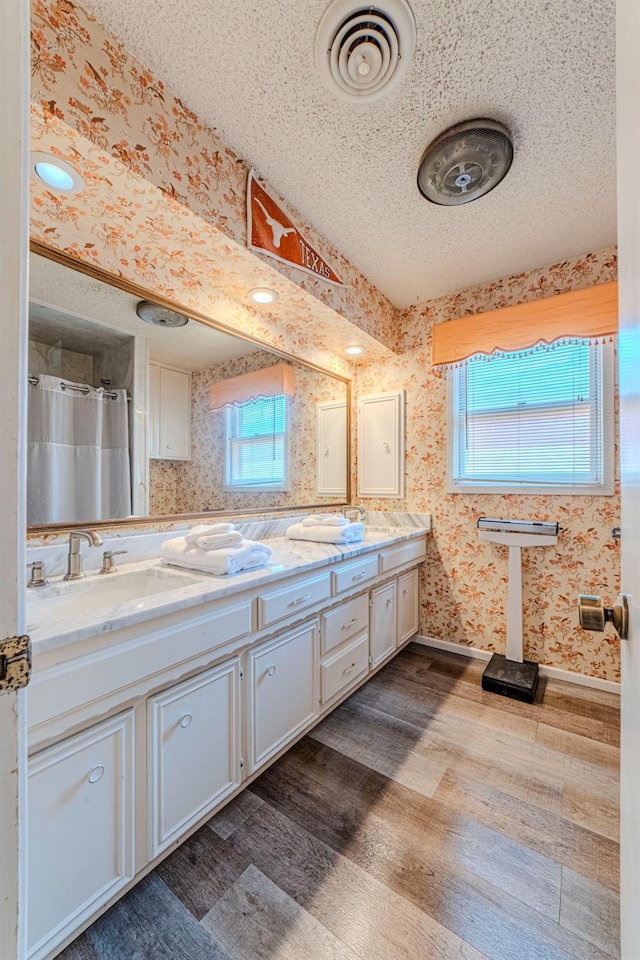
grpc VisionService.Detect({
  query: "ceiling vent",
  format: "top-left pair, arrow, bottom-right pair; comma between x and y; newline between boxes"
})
417,119 -> 514,205
315,0 -> 416,103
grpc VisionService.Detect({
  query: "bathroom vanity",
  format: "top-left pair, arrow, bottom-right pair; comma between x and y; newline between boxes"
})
25,526 -> 428,960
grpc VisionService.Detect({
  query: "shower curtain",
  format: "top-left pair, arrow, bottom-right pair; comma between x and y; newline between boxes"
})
27,375 -> 132,525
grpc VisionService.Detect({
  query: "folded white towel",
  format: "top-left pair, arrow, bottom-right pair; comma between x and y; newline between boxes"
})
161,536 -> 272,576
185,522 -> 235,545
195,531 -> 243,550
301,514 -> 349,527
286,522 -> 364,544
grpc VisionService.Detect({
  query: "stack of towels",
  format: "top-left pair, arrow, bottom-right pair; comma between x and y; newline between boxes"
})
161,523 -> 272,576
286,514 -> 364,544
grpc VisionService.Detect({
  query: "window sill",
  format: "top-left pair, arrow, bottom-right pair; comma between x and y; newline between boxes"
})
446,481 -> 615,496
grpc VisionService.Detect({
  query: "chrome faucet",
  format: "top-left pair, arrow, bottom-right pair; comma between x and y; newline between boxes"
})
64,530 -> 103,581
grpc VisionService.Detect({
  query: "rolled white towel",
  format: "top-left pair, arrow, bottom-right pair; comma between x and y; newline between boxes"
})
301,514 -> 349,527
185,522 -> 235,545
195,531 -> 243,550
286,522 -> 364,544
161,536 -> 272,576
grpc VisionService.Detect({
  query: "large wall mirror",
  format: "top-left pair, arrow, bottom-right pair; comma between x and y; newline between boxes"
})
27,247 -> 350,531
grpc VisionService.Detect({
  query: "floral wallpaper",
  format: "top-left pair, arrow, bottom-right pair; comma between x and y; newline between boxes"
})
29,0 -> 398,353
356,246 -> 620,681
149,353 -> 347,515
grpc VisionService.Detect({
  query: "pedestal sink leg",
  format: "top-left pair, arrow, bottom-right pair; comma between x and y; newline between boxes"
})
506,544 -> 524,663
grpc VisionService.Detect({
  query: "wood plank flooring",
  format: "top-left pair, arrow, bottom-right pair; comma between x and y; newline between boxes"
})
57,644 -> 621,960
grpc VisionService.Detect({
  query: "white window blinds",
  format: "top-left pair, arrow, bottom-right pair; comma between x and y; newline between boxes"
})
225,394 -> 288,488
449,340 -> 613,493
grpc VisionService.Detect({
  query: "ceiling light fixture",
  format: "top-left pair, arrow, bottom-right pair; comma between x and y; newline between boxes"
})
31,152 -> 85,194
345,345 -> 364,355
250,288 -> 278,305
136,301 -> 189,328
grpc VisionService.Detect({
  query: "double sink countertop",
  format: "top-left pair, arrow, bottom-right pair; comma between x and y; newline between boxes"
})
27,526 -> 430,655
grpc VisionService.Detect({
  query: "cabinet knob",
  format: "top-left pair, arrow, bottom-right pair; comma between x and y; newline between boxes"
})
88,765 -> 105,784
267,665 -> 277,677
180,713 -> 193,728
383,442 -> 390,453
386,598 -> 394,606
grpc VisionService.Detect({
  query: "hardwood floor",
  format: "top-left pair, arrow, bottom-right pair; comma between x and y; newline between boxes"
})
57,644 -> 621,960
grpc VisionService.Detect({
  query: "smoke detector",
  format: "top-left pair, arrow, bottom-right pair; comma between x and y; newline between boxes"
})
417,119 -> 514,206
315,0 -> 416,103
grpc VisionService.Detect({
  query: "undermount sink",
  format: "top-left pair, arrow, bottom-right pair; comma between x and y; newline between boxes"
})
27,566 -> 204,623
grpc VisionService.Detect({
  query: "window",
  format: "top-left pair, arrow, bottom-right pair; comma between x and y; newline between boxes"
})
224,394 -> 289,490
447,339 -> 614,494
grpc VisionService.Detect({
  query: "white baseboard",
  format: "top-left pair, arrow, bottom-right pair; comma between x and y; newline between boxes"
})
412,635 -> 621,695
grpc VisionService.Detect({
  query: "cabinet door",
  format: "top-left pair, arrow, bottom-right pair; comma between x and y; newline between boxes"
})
357,391 -> 405,498
370,580 -> 397,668
148,659 -> 241,858
159,366 -> 191,460
28,712 -> 134,960
316,400 -> 347,496
398,568 -> 420,644
248,622 -> 318,773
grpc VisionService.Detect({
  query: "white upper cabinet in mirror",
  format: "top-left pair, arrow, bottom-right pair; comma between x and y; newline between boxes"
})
27,251 -> 349,529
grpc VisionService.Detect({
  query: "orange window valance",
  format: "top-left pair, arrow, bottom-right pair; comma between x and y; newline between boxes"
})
431,281 -> 618,368
209,362 -> 296,410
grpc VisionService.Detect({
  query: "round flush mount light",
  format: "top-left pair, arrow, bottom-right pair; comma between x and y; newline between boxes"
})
417,119 -> 514,206
31,152 -> 84,194
250,288 -> 279,304
345,344 -> 364,355
136,301 -> 189,328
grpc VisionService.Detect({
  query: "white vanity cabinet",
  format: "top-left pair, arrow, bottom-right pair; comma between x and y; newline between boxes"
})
370,579 -> 398,668
148,658 -> 241,858
247,621 -> 318,773
149,361 -> 191,460
27,712 -> 134,960
27,532 -> 428,959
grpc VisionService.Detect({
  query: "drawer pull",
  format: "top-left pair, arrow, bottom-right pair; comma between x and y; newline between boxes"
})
289,593 -> 312,607
180,713 -> 193,728
351,572 -> 367,582
267,664 -> 277,677
342,617 -> 358,630
343,662 -> 357,675
386,598 -> 394,606
403,589 -> 409,596
87,765 -> 105,784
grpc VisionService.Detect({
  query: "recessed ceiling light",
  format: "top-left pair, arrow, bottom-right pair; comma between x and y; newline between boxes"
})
136,301 -> 189,328
345,345 -> 364,355
250,288 -> 278,304
31,152 -> 84,194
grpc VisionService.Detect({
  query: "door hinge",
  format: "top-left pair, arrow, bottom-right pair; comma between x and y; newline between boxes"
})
240,668 -> 244,679
0,635 -> 32,692
240,756 -> 244,769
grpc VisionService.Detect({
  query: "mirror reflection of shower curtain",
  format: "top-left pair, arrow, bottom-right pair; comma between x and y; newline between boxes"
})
27,375 -> 132,524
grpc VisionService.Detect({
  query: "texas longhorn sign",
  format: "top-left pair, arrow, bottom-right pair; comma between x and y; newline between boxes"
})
247,170 -> 343,286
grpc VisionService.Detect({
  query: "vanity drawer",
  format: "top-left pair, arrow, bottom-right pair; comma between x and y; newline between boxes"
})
331,555 -> 379,596
379,537 -> 427,573
321,632 -> 369,706
258,573 -> 331,628
321,593 -> 369,655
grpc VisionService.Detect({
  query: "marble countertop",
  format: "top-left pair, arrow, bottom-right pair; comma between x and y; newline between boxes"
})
27,527 -> 428,655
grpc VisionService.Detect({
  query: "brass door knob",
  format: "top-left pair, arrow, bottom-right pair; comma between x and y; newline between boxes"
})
578,594 -> 629,639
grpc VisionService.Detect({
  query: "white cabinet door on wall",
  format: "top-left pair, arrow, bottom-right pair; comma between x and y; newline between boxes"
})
27,712 -> 134,960
370,580 -> 397,668
316,400 -> 347,497
148,659 -> 241,858
357,391 -> 405,498
149,362 -> 191,460
247,621 -> 318,773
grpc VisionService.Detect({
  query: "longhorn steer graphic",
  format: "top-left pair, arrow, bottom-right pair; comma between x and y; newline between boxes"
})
254,198 -> 295,248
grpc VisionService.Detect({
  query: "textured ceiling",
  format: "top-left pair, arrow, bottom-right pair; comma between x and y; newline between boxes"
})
81,0 -> 616,308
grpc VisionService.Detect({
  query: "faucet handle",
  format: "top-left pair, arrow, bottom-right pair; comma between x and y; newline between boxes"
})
99,550 -> 128,574
27,560 -> 48,588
